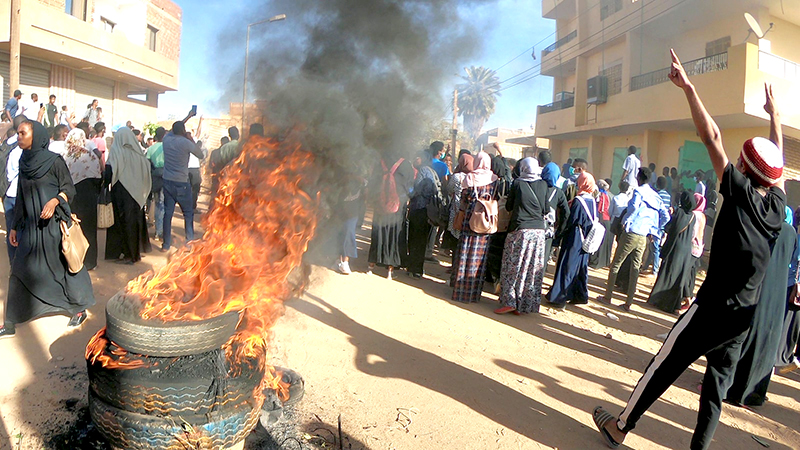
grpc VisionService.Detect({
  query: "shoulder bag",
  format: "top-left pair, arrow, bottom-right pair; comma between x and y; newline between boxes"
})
98,186 -> 114,229
61,214 -> 89,274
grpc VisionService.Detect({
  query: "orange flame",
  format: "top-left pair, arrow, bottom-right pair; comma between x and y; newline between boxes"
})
85,328 -> 148,369
86,134 -> 319,375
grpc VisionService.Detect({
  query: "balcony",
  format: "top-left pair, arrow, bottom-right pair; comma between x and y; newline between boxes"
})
543,0 -> 577,20
537,96 -> 575,115
630,52 -> 728,92
759,51 -> 800,82
542,30 -> 577,56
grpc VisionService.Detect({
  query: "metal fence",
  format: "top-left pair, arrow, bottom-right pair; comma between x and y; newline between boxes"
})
543,30 -> 578,56
630,52 -> 728,91
537,96 -> 575,115
759,51 -> 800,82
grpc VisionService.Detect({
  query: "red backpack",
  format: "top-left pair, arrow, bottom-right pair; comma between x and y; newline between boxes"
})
380,158 -> 405,214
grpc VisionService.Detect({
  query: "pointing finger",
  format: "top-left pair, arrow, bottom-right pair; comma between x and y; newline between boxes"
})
670,48 -> 681,64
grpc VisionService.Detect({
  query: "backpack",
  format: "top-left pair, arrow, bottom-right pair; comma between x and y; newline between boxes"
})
423,167 -> 449,227
544,187 -> 558,238
379,158 -> 405,214
469,187 -> 499,234
576,196 -> 605,254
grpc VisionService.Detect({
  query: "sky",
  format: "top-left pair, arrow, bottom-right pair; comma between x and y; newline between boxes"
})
158,0 -> 556,134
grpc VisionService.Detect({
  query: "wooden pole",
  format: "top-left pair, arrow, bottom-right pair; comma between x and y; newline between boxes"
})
450,88 -> 459,154
10,0 -> 21,93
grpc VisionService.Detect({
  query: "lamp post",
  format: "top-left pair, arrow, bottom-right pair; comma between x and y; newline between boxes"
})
242,14 -> 286,132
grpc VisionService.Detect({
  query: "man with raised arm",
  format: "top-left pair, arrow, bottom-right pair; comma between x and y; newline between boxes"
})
591,50 -> 786,450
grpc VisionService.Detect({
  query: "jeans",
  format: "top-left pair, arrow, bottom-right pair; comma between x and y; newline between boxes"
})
153,190 -> 164,238
162,179 -> 194,250
646,233 -> 662,274
4,196 -> 15,264
604,230 -> 647,306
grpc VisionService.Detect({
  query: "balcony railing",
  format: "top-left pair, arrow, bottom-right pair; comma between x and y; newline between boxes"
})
537,96 -> 575,115
630,52 -> 728,91
543,30 -> 577,56
759,51 -> 800,82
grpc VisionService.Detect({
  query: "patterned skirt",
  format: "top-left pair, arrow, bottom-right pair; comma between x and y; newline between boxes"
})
452,231 -> 491,303
499,229 -> 546,313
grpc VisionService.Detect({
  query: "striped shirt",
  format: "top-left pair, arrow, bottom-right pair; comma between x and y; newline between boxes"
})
657,189 -> 672,212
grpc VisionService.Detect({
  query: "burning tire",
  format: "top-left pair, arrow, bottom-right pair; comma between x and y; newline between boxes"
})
89,390 -> 260,450
88,343 -> 264,418
105,291 -> 241,357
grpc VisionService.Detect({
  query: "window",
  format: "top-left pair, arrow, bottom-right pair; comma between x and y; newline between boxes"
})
66,0 -> 87,21
127,89 -> 149,103
601,63 -> 623,96
147,26 -> 159,52
600,0 -> 623,20
706,36 -> 731,57
101,17 -> 116,33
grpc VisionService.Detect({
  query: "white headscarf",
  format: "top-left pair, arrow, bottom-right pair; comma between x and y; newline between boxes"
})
517,157 -> 541,182
107,127 -> 152,209
466,151 -> 498,188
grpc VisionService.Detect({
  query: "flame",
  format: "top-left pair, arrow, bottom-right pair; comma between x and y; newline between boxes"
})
86,134 -> 319,375
85,328 -> 148,369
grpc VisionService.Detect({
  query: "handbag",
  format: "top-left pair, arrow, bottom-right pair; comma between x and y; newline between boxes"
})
469,188 -> 498,234
576,196 -> 605,254
98,186 -> 114,229
60,214 -> 89,274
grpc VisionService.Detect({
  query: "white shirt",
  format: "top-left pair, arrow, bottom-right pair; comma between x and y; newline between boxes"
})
6,144 -> 23,198
49,140 -> 67,157
609,190 -> 632,219
188,154 -> 200,169
622,154 -> 640,187
21,99 -> 39,120
695,181 -> 706,197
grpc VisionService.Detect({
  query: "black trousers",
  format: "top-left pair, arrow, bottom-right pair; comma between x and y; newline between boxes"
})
407,208 -> 431,276
188,168 -> 201,212
617,301 -> 754,450
778,301 -> 800,366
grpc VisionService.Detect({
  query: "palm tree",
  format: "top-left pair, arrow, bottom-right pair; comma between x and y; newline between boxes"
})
457,66 -> 501,139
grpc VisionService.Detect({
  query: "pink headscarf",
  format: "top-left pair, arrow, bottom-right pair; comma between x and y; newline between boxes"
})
693,193 -> 706,212
577,172 -> 596,196
466,151 -> 498,187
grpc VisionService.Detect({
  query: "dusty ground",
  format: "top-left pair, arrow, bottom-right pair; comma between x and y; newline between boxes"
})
0,196 -> 799,449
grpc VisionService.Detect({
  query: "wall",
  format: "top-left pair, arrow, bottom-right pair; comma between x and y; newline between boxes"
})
146,0 -> 182,62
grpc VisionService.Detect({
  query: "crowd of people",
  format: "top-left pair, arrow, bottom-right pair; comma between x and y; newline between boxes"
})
0,90 -> 266,340
331,52 -> 800,450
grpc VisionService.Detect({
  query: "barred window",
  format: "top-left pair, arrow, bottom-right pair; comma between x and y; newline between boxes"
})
600,0 -> 623,21
601,64 -> 623,96
706,37 -> 731,57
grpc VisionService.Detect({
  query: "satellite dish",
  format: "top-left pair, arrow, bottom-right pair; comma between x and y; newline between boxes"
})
745,12 -> 764,38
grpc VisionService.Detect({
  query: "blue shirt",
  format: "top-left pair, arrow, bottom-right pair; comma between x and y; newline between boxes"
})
4,97 -> 18,118
431,158 -> 450,180
657,189 -> 671,211
162,132 -> 204,183
622,184 -> 670,237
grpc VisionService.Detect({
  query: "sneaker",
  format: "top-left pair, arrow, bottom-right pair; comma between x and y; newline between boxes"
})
337,260 -> 352,275
67,310 -> 88,327
0,325 -> 16,339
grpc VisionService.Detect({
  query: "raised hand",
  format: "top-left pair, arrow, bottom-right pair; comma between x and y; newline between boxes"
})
764,82 -> 778,116
668,49 -> 691,89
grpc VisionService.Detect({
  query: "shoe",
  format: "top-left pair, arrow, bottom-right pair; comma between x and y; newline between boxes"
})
494,281 -> 501,295
159,246 -> 169,253
494,306 -> 516,314
68,311 -> 88,327
408,272 -> 422,279
114,258 -> 134,265
544,301 -> 566,311
336,260 -> 351,275
619,304 -> 632,313
596,296 -> 612,305
776,358 -> 800,375
0,325 -> 16,339
568,299 -> 589,305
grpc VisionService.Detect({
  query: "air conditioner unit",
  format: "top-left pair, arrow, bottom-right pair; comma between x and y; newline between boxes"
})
587,76 -> 608,104
554,91 -> 574,102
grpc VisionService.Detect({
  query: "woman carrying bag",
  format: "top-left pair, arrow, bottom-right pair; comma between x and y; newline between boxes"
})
0,121 -> 95,338
64,128 -> 103,270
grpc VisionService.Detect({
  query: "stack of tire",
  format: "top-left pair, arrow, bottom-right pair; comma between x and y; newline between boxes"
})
87,292 -> 262,450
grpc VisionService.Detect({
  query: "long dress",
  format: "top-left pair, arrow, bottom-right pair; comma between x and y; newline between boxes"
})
104,167 -> 151,262
546,194 -> 595,305
72,178 -> 101,270
7,158 -> 95,325
452,183 -> 495,303
486,178 -> 511,283
368,158 -> 414,268
726,221 -> 796,406
647,209 -> 697,313
590,192 -> 612,269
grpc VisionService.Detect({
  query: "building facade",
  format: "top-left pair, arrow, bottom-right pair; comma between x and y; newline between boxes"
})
1,0 -> 180,128
535,0 -> 800,196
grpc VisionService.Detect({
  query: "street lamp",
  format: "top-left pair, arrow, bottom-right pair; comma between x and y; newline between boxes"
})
242,14 -> 286,132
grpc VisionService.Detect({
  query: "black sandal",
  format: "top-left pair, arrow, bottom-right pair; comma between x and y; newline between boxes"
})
592,406 -> 622,449
68,310 -> 87,327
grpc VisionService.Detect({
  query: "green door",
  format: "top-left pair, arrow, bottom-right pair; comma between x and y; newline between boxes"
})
569,147 -> 589,161
610,147 -> 640,194
677,140 -> 714,191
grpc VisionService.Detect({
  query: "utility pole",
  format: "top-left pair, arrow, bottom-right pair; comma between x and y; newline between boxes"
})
451,88 -> 459,155
10,0 -> 21,92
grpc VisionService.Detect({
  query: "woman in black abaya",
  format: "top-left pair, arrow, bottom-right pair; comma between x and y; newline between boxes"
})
0,121 -> 95,338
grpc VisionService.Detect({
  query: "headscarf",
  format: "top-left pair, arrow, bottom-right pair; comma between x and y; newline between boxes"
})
679,191 -> 696,214
491,155 -> 512,183
693,192 -> 706,213
456,153 -> 474,174
576,172 -> 596,196
20,121 -> 60,179
517,157 -> 541,182
107,127 -> 152,209
785,205 -> 793,225
597,179 -> 609,192
416,150 -> 433,168
66,128 -> 88,159
541,162 -> 560,188
465,151 -> 498,188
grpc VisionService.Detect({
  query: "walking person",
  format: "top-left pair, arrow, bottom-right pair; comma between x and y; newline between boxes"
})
104,127 -> 152,263
145,127 -> 166,240
445,153 -> 473,282
451,151 -> 497,303
545,172 -> 597,308
591,51 -> 787,450
64,128 -> 103,270
647,191 -> 702,314
0,121 -> 95,338
367,154 -> 414,280
539,162 -> 569,265
83,100 -> 100,128
407,151 -> 440,278
160,121 -> 204,252
3,125 -> 23,264
494,158 -> 548,315
486,154 -> 512,289
590,179 -> 613,269
620,145 -> 640,187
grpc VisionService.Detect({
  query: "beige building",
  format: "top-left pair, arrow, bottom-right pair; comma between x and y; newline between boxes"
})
535,0 -> 800,196
1,0 -> 181,128
476,127 -> 550,161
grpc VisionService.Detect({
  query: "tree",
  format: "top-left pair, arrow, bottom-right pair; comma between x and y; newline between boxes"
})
457,66 -> 501,140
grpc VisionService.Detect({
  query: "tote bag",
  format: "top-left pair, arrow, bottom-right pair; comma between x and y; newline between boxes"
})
97,187 -> 114,229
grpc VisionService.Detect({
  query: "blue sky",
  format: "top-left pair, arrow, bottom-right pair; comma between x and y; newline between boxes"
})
158,0 -> 555,133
